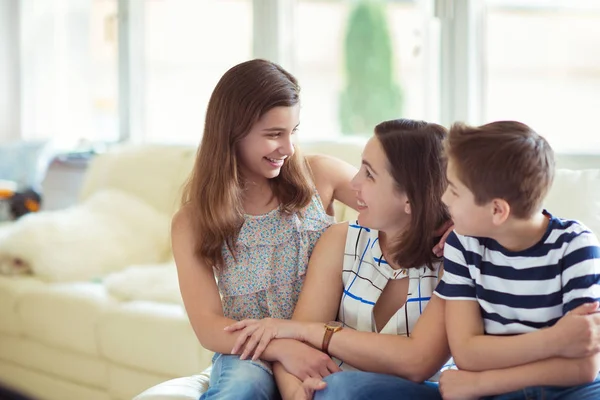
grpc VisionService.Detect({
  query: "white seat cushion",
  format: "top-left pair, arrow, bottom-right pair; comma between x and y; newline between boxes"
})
0,276 -> 43,335
133,368 -> 211,400
18,282 -> 115,355
98,301 -> 212,377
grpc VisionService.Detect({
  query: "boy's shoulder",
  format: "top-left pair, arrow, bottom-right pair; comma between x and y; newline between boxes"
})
545,211 -> 599,247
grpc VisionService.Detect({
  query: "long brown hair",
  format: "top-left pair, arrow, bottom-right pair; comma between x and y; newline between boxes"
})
375,119 -> 451,270
181,59 -> 314,268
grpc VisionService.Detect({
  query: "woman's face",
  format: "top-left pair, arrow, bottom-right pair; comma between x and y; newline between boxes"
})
350,136 -> 411,233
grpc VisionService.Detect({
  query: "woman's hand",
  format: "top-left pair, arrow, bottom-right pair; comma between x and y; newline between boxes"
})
433,220 -> 454,257
225,318 -> 306,360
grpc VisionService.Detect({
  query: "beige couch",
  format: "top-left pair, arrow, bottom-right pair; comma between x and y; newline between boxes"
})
0,141 -> 598,400
0,142 -> 359,400
135,149 -> 600,400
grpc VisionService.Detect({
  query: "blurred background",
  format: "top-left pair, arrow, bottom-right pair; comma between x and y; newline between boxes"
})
1,0 -> 600,154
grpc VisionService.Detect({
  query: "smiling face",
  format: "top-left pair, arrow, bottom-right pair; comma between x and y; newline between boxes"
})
237,105 -> 300,183
350,136 -> 411,234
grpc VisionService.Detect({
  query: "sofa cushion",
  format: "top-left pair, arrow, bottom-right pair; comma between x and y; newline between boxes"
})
79,145 -> 197,216
0,359 -> 110,400
0,276 -> 43,335
18,282 -> 115,355
544,169 -> 600,235
108,364 -> 180,400
0,334 -> 108,388
98,301 -> 212,377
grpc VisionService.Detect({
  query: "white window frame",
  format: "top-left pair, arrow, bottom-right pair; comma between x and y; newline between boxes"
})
436,0 -> 485,127
0,0 -> 21,142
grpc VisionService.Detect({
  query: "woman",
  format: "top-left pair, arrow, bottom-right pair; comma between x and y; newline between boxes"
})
227,119 -> 453,399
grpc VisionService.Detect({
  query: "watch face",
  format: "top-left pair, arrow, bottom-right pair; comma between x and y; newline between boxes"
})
326,321 -> 344,329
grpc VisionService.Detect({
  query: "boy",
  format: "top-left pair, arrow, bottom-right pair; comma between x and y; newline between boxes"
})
435,121 -> 600,400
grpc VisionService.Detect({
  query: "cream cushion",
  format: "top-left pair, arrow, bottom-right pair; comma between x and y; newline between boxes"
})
133,369 -> 211,400
544,169 -> 600,235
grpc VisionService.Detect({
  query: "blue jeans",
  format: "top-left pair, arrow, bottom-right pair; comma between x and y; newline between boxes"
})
313,371 -> 442,400
483,376 -> 600,400
199,353 -> 281,400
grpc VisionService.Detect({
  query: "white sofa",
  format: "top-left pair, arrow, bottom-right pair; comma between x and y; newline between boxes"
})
135,151 -> 600,400
0,142 -> 361,400
0,141 -> 598,400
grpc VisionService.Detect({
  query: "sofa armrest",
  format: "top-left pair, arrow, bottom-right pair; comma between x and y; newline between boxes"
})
133,368 -> 211,400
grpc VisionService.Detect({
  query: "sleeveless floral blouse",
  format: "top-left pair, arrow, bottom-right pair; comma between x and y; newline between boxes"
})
215,193 -> 334,321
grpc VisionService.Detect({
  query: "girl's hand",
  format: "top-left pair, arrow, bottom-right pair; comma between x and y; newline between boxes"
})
439,370 -> 482,400
278,340 -> 341,381
293,377 -> 327,400
225,318 -> 305,360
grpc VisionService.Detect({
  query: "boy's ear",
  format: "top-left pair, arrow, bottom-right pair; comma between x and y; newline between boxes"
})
491,198 -> 510,225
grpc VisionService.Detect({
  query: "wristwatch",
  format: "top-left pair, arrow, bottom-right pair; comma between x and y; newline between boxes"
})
322,321 -> 343,355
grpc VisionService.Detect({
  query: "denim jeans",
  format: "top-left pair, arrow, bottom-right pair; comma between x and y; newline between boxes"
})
313,370 -> 442,400
482,375 -> 600,400
199,353 -> 281,400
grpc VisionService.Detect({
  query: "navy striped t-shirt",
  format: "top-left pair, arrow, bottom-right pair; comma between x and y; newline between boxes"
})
435,211 -> 600,335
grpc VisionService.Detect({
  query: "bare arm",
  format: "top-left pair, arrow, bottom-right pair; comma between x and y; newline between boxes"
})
298,292 -> 450,382
172,207 -> 293,359
307,154 -> 359,213
274,222 -> 348,396
444,300 -> 567,371
441,353 -> 600,399
481,354 -> 600,395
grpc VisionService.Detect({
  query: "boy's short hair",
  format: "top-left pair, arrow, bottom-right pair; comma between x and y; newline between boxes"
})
445,121 -> 555,219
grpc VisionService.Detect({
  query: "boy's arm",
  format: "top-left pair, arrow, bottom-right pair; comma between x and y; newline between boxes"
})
437,232 -> 565,371
450,353 -> 600,398
441,354 -> 600,399
445,300 -> 578,371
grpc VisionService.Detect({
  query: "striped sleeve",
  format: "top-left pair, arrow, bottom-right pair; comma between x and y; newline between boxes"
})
434,231 -> 477,301
562,231 -> 600,314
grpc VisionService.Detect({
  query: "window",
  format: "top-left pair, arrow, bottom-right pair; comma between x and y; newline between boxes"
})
20,0 -> 119,147
143,0 -> 252,143
483,0 -> 600,153
12,0 -> 600,154
294,0 -> 440,141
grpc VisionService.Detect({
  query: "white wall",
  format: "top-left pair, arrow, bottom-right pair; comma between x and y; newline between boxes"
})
0,0 -> 20,142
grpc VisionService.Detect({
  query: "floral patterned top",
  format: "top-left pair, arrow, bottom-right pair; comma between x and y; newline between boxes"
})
215,193 -> 334,321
